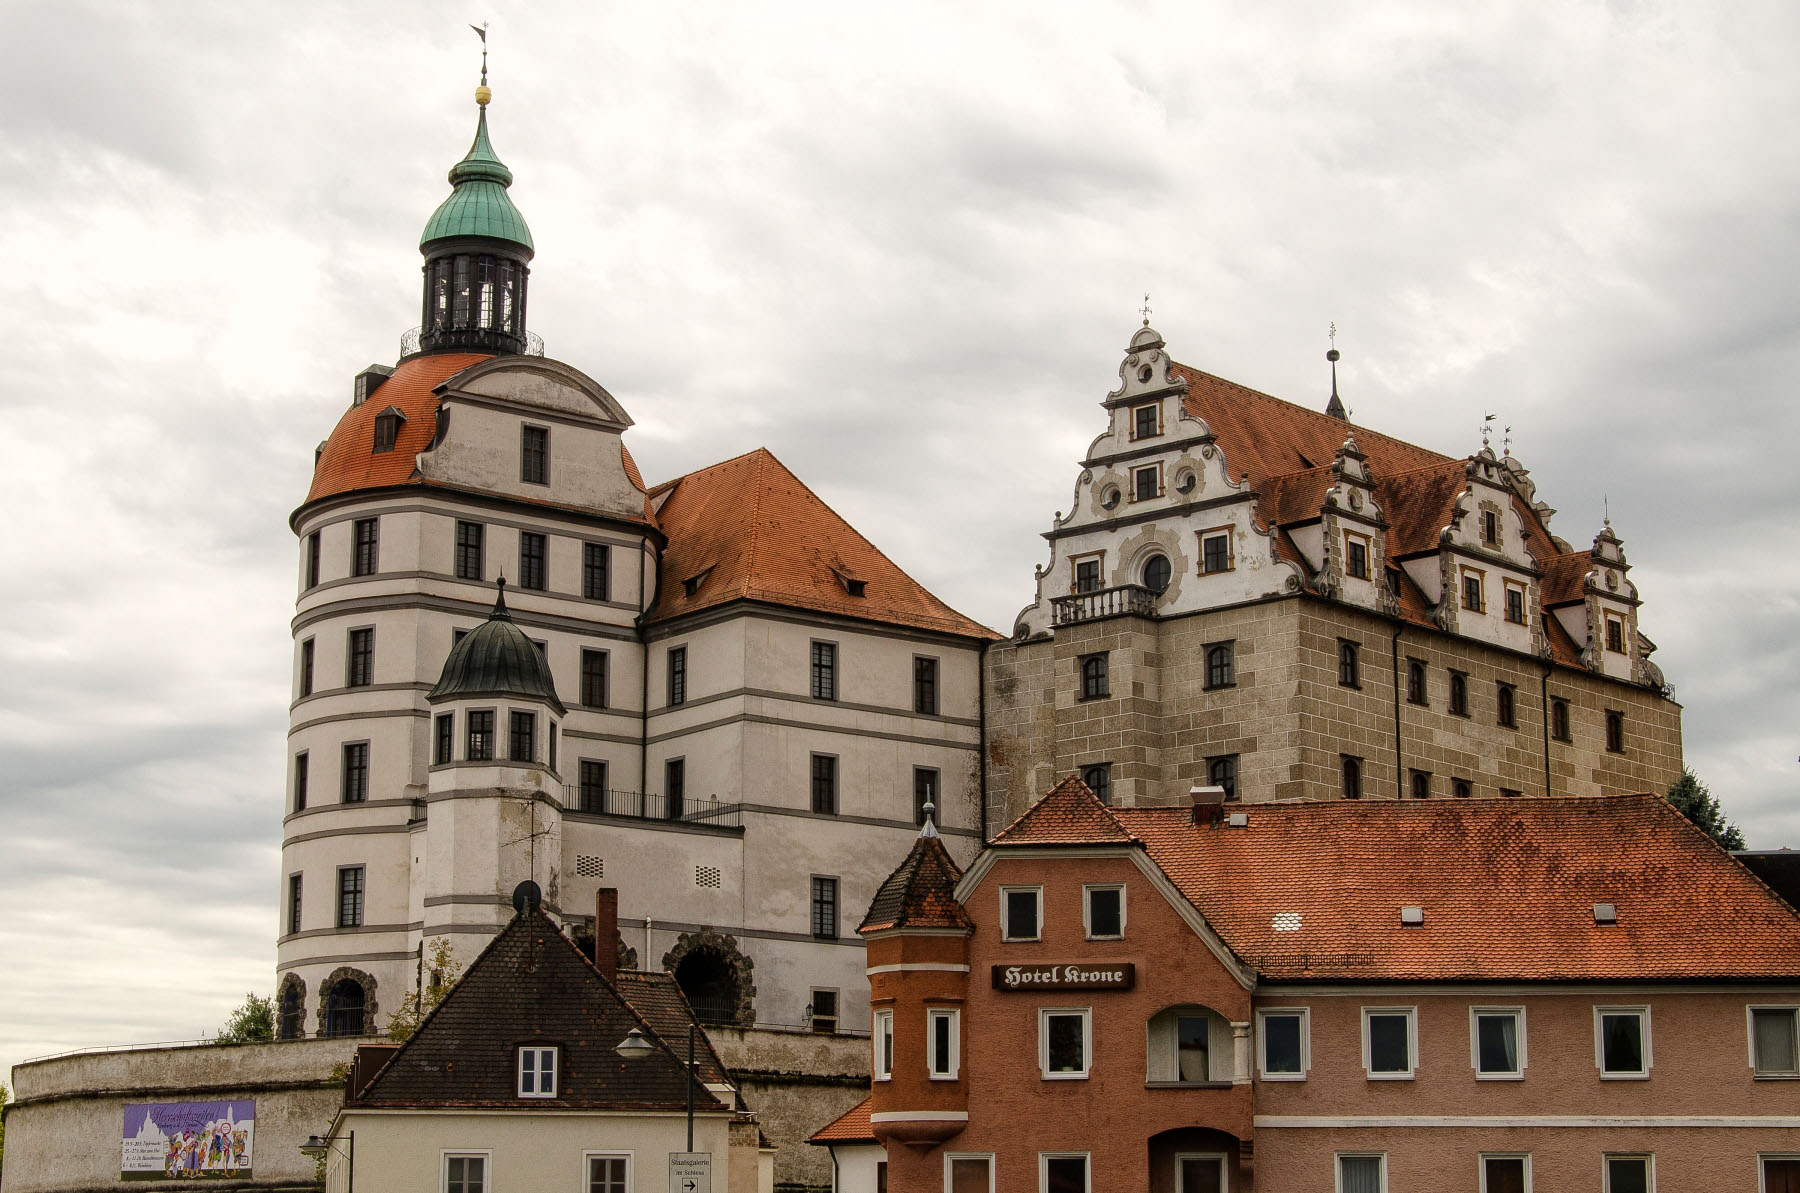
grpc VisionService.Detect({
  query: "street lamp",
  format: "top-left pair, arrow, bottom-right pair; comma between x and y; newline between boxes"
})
616,1023 -> 700,1151
298,1130 -> 353,1192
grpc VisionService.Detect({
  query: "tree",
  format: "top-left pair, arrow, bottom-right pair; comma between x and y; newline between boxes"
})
213,993 -> 276,1044
1666,768 -> 1746,851
387,938 -> 463,1043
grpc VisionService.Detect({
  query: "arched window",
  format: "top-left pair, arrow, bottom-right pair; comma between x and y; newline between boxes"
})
278,978 -> 305,1041
1080,763 -> 1112,805
1410,770 -> 1430,799
1406,660 -> 1426,705
1497,684 -> 1516,728
1338,641 -> 1360,688
675,951 -> 740,1026
1142,555 -> 1172,595
1205,644 -> 1234,690
324,979 -> 366,1037
1080,654 -> 1109,700
1341,755 -> 1362,800
1552,698 -> 1570,742
1449,672 -> 1468,716
1208,756 -> 1238,801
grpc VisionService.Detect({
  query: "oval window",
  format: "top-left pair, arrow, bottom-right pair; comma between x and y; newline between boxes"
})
1143,555 -> 1172,594
1100,486 -> 1122,511
1174,470 -> 1197,494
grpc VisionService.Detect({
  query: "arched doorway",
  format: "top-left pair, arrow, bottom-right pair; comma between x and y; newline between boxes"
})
277,974 -> 306,1040
662,929 -> 756,1027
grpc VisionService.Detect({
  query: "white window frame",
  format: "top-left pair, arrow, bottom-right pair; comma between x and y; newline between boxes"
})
1603,1154 -> 1654,1193
1175,1152 -> 1229,1192
1256,1007 -> 1311,1081
1595,1005 -> 1652,1079
1470,1006 -> 1527,1080
1334,1153 -> 1387,1193
873,1008 -> 894,1081
1000,885 -> 1043,942
1361,1006 -> 1417,1081
517,1044 -> 558,1098
1748,1005 -> 1800,1077
1082,884 -> 1125,940
1039,1152 -> 1090,1193
1039,1007 -> 1092,1080
1479,1154 -> 1532,1193
580,1151 -> 633,1193
442,1150 -> 492,1193
927,1007 -> 961,1080
944,1153 -> 995,1193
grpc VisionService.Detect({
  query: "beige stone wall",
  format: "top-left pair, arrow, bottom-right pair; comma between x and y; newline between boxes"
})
708,1027 -> 870,1193
984,595 -> 1683,828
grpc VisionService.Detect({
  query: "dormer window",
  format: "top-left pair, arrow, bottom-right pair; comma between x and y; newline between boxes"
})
1344,534 -> 1369,581
1606,614 -> 1626,653
1482,509 -> 1499,545
831,568 -> 866,597
1504,581 -> 1527,625
1131,404 -> 1159,440
682,570 -> 709,597
1199,528 -> 1233,575
372,408 -> 405,453
518,1045 -> 558,1097
1461,568 -> 1486,613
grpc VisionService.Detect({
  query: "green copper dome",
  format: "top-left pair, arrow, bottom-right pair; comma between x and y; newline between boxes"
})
420,108 -> 535,253
428,582 -> 564,713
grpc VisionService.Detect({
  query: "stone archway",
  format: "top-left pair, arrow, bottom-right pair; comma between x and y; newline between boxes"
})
276,973 -> 307,1040
662,929 -> 755,1027
315,967 -> 379,1038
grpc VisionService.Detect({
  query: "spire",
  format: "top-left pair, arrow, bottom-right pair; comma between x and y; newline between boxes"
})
920,801 -> 939,839
491,575 -> 511,620
1325,323 -> 1347,420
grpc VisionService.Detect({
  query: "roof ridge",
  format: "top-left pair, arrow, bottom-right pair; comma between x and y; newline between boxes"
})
1174,361 -> 1457,466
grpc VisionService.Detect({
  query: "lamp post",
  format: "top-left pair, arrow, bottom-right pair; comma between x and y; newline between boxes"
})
298,1129 -> 353,1193
615,1023 -> 700,1151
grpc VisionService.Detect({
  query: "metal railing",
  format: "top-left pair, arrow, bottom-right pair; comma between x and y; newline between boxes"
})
1051,583 -> 1157,626
400,326 -> 544,358
563,787 -> 743,829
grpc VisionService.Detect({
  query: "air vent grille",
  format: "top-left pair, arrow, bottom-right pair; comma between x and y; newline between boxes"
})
697,865 -> 722,889
575,855 -> 603,878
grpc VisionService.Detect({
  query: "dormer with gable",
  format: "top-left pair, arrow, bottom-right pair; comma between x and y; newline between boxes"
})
1418,446 -> 1543,657
1277,434 -> 1392,616
1544,522 -> 1649,686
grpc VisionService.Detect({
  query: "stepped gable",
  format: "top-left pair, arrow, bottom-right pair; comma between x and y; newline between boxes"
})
808,1096 -> 876,1145
646,448 -> 1000,640
1111,795 -> 1800,983
990,775 -> 1139,847
356,904 -> 724,1110
307,353 -> 490,504
860,834 -> 972,934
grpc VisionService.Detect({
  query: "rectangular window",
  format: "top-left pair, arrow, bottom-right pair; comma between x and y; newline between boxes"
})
305,531 -> 321,589
581,648 -> 608,709
509,710 -> 535,762
811,876 -> 839,939
466,709 -> 494,762
1084,885 -> 1123,939
1073,557 -> 1102,593
914,656 -> 939,715
1345,534 -> 1369,580
287,874 -> 303,935
299,638 -> 315,697
521,425 -> 549,484
454,520 -> 484,581
1596,1006 -> 1650,1078
518,1045 -> 558,1097
1175,1014 -> 1210,1083
583,542 -> 610,601
1002,886 -> 1042,941
1462,567 -> 1485,612
341,742 -> 369,803
433,713 -> 453,765
294,752 -> 309,812
811,754 -> 838,815
1040,1009 -> 1091,1079
1483,508 -> 1500,545
914,767 -> 939,826
811,641 -> 837,700
347,627 -> 374,687
445,1154 -> 487,1193
1200,530 -> 1233,574
810,988 -> 839,1033
1552,697 -> 1571,742
1336,1155 -> 1385,1193
352,517 -> 378,576
665,758 -> 684,819
578,759 -> 607,813
1607,614 -> 1626,653
1505,581 -> 1527,625
1472,1007 -> 1525,1078
1079,652 -> 1109,700
1604,1156 -> 1651,1193
585,1155 -> 627,1193
668,646 -> 687,706
1606,709 -> 1626,753
1133,464 -> 1161,502
928,1007 -> 960,1079
947,1155 -> 993,1193
1132,403 -> 1159,440
1257,1008 -> 1309,1079
1362,1007 -> 1416,1079
337,866 -> 364,928
1481,1155 -> 1529,1193
873,1009 -> 893,1080
1762,1159 -> 1800,1193
518,531 -> 547,591
1752,1007 -> 1800,1076
1203,641 -> 1234,689
1080,763 -> 1112,805
1041,1155 -> 1089,1193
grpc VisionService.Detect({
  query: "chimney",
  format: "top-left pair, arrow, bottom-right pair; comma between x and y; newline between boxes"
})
594,888 -> 619,981
1190,785 -> 1228,826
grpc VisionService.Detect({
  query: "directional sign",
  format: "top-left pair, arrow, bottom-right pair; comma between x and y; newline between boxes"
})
669,1152 -> 711,1193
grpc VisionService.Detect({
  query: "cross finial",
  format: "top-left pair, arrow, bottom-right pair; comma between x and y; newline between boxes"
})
1140,293 -> 1152,327
471,22 -> 490,92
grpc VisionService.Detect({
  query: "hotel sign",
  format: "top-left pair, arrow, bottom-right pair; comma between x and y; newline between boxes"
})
992,962 -> 1135,991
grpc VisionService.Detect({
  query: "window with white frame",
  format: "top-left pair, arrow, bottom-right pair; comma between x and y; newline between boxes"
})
1176,1154 -> 1228,1193
1751,1006 -> 1799,1077
517,1045 -> 558,1097
585,1154 -> 629,1193
1760,1157 -> 1800,1191
1603,1155 -> 1652,1193
1001,886 -> 1042,941
1041,1153 -> 1089,1193
1596,1006 -> 1650,1078
873,1009 -> 893,1080
1257,1008 -> 1309,1080
1362,1007 -> 1416,1079
1040,1008 -> 1091,1079
1471,1007 -> 1526,1079
927,1007 -> 960,1080
1084,885 -> 1124,939
444,1153 -> 488,1193
1480,1154 -> 1530,1193
945,1154 -> 994,1193
1336,1153 -> 1385,1193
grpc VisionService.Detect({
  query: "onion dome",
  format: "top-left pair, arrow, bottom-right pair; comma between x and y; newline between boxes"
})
419,107 -> 534,253
428,580 -> 565,714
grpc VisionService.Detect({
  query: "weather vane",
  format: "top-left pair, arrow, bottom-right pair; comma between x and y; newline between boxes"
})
1503,425 -> 1513,455
471,22 -> 489,86
1140,294 -> 1152,327
1481,413 -> 1496,449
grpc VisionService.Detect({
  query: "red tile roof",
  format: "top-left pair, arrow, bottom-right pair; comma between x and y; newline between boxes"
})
646,448 -> 999,639
1096,796 -> 1800,982
989,775 -> 1139,846
859,832 -> 972,934
1377,460 -> 1465,558
1256,465 -> 1335,528
1541,551 -> 1594,606
307,353 -> 491,505
808,1096 -> 876,1144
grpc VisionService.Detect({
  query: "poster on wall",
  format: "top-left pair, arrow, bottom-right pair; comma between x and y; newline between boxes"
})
120,1101 -> 254,1180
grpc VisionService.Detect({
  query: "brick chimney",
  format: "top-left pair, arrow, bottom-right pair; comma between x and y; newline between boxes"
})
594,887 -> 619,981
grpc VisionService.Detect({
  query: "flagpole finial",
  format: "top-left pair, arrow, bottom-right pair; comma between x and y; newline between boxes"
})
471,23 -> 492,105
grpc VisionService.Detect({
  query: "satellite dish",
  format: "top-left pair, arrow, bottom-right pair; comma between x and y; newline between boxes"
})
512,880 -> 542,914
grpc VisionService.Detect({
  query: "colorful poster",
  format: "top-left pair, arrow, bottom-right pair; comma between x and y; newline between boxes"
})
121,1101 -> 254,1180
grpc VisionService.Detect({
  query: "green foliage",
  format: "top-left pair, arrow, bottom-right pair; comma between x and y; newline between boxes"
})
2,1081 -> 10,1172
213,992 -> 276,1044
387,938 -> 464,1043
1666,768 -> 1747,851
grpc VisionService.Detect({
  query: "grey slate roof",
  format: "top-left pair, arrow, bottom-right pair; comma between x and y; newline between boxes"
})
427,581 -> 566,714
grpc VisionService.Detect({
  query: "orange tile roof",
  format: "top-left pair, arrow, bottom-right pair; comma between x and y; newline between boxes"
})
1377,460 -> 1465,558
1095,796 -> 1800,982
1387,563 -> 1434,625
1256,465 -> 1335,528
808,1096 -> 875,1144
307,353 -> 491,505
1544,610 -> 1584,667
859,833 -> 972,934
989,775 -> 1139,846
1541,551 -> 1594,606
646,448 -> 999,639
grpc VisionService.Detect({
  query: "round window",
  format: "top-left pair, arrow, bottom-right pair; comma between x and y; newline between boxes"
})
1143,554 -> 1172,594
1138,365 -> 1154,383
1174,469 -> 1197,494
1100,486 -> 1122,511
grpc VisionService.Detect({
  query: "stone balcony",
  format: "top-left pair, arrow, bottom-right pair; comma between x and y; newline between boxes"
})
1051,583 -> 1157,626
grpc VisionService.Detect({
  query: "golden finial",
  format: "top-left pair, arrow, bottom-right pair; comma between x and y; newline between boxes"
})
471,23 -> 491,106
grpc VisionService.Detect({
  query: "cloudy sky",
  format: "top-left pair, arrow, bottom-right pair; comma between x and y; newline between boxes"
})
2,0 -> 1796,1081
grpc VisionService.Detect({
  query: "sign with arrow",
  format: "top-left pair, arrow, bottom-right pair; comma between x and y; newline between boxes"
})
669,1152 -> 711,1193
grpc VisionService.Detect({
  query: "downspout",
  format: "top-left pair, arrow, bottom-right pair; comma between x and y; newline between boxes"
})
828,1144 -> 840,1193
1390,627 -> 1405,798
1540,661 -> 1554,797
